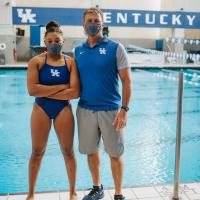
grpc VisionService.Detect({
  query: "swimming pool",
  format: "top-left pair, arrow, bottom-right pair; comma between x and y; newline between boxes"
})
0,68 -> 199,194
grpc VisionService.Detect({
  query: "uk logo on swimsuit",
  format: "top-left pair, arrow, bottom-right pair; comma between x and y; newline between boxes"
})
51,69 -> 60,77
99,48 -> 106,55
17,9 -> 36,23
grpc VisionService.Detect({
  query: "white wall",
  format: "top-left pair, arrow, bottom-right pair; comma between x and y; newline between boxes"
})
0,0 -> 14,35
161,0 -> 200,12
98,0 -> 161,10
185,29 -> 200,39
110,27 -> 160,39
16,0 -> 161,10
16,0 -> 91,8
0,0 -> 16,64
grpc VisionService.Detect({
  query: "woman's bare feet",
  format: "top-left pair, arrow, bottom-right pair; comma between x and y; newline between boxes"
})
26,194 -> 34,200
70,192 -> 77,200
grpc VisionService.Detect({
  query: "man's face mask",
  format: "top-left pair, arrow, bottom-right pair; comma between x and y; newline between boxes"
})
85,22 -> 102,37
46,42 -> 63,55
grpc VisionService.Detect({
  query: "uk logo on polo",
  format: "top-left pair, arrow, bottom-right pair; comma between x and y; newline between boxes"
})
51,69 -> 60,77
99,48 -> 106,54
17,9 -> 36,23
79,51 -> 86,55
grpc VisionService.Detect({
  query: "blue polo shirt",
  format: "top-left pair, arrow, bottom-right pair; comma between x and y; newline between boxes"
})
75,36 -> 129,111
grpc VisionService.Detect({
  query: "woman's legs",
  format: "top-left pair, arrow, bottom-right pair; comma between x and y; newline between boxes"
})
26,104 -> 51,200
53,105 -> 77,200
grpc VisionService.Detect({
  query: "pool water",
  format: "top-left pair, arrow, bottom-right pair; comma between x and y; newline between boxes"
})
0,68 -> 199,194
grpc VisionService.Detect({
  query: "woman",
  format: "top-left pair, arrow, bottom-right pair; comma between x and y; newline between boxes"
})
26,21 -> 79,200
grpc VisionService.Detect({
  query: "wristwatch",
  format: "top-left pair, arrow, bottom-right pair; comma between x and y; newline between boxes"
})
121,106 -> 129,112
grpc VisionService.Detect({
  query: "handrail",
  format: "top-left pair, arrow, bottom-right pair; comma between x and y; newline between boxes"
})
172,72 -> 184,200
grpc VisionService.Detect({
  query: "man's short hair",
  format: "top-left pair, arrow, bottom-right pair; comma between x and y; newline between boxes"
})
83,7 -> 104,21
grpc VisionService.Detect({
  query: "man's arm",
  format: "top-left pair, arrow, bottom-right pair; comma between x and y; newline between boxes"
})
113,68 -> 132,131
119,68 -> 132,108
113,43 -> 132,131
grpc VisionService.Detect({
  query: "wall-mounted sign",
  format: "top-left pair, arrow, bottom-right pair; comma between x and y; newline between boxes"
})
13,7 -> 200,29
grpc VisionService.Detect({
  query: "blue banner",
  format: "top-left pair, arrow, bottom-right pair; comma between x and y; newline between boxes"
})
12,7 -> 200,29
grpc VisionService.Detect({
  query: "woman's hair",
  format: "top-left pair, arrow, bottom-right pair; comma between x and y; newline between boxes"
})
45,21 -> 63,37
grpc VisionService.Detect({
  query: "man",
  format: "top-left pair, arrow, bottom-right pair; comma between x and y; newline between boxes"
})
75,7 -> 132,200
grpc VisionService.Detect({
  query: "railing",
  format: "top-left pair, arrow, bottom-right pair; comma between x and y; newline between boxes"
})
172,72 -> 184,200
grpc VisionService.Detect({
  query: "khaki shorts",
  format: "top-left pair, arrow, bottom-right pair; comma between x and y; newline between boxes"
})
76,106 -> 124,157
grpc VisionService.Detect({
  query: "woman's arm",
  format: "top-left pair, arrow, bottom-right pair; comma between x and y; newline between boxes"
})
27,57 -> 67,97
48,57 -> 80,100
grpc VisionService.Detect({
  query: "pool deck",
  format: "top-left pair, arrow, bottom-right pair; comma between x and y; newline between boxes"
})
0,63 -> 200,69
1,182 -> 200,200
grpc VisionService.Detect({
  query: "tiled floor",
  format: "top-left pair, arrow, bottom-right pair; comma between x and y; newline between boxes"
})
1,182 -> 200,200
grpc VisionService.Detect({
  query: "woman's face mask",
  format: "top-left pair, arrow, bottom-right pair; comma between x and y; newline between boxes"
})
45,32 -> 64,55
85,22 -> 102,37
46,42 -> 63,55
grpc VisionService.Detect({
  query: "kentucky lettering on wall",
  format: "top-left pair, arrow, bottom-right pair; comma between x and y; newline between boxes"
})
13,7 -> 200,29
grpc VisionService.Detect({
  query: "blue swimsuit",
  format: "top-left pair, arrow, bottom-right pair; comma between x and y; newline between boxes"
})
35,55 -> 70,119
